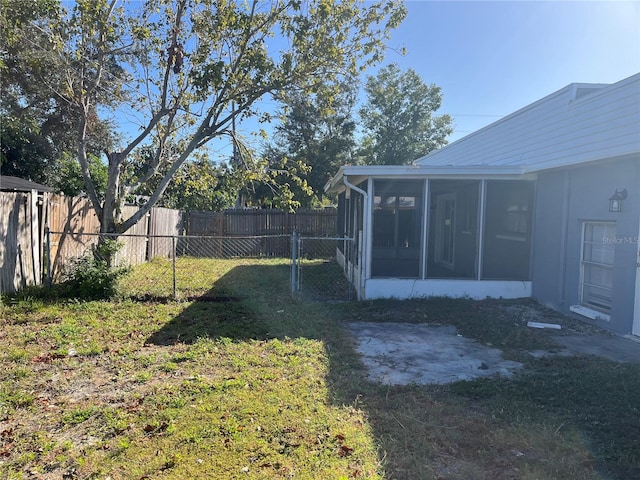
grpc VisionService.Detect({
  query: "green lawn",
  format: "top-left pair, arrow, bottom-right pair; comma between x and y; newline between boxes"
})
1,258 -> 639,479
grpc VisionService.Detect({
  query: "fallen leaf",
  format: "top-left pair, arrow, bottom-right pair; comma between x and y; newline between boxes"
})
339,445 -> 354,457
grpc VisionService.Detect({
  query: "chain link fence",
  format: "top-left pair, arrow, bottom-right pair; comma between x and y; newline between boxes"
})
46,230 -> 356,302
291,234 -> 356,302
46,231 -> 290,300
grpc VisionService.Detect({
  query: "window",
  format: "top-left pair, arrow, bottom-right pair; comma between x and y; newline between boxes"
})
581,222 -> 615,313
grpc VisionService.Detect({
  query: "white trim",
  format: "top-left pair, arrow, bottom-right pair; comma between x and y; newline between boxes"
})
324,165 -> 536,193
363,278 -> 532,301
477,180 -> 486,280
421,179 -> 429,279
365,177 -> 373,282
633,214 -> 640,336
570,304 -> 611,322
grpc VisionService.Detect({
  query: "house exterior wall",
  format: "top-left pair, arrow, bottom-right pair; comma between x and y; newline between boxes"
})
532,157 -> 640,334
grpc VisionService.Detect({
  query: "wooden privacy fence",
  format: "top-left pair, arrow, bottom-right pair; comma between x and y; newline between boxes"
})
185,208 -> 337,236
48,204 -> 182,282
1,191 -> 337,293
1,192 -> 183,291
0,191 -> 47,294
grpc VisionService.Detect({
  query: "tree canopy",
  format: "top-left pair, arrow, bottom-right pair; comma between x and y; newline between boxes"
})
358,63 -> 452,165
261,81 -> 357,207
1,0 -> 406,232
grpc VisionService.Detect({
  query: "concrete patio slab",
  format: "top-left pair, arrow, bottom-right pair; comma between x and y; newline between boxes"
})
346,322 -> 522,385
347,321 -> 640,386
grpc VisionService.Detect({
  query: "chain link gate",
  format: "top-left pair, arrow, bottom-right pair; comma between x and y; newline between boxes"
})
291,232 -> 356,301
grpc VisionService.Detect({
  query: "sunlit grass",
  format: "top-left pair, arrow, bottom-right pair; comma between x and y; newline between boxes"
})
0,259 -> 382,479
1,258 -> 639,479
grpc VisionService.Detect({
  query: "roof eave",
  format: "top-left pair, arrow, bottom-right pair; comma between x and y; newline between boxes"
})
325,164 -> 531,194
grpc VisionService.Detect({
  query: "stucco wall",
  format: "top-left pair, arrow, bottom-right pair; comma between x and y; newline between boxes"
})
532,157 -> 640,334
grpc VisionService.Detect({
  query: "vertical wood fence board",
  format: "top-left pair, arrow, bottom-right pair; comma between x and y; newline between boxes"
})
1,193 -> 25,292
0,192 -> 43,292
115,206 -> 148,267
48,195 -> 101,280
30,190 -> 41,284
148,208 -> 182,259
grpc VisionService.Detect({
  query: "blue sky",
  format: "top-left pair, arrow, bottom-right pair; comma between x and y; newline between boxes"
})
382,1 -> 640,141
116,1 -> 640,157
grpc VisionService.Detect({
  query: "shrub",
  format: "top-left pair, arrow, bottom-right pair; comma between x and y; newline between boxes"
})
63,239 -> 130,299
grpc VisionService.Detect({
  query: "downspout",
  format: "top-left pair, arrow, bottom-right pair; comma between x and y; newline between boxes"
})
343,176 -> 369,299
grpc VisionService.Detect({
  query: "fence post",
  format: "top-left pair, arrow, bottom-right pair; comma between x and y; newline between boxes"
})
172,235 -> 177,299
45,226 -> 52,288
291,230 -> 297,295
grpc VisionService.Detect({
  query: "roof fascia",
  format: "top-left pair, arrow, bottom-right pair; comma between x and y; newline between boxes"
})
325,164 -> 534,194
339,165 -> 528,176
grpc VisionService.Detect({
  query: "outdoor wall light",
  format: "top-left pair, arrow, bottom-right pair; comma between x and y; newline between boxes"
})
609,188 -> 627,213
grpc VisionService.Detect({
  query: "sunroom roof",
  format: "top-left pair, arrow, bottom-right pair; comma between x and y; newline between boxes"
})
324,164 -> 532,194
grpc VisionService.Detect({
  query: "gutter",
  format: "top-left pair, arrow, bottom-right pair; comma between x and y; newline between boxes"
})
343,175 -> 367,198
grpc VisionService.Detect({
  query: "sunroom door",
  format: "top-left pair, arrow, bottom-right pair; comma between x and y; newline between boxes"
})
434,193 -> 456,269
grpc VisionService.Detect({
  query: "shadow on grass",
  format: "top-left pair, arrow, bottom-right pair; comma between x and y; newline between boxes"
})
145,260 -> 355,345
143,262 -> 640,479
144,264 -> 281,345
294,260 -> 355,302
144,296 -> 268,345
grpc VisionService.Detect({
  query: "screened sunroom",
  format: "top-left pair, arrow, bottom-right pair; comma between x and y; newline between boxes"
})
327,166 -> 536,301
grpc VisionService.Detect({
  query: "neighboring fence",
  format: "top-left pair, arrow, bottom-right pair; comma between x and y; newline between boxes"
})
48,193 -> 101,236
47,201 -> 182,283
186,209 -> 337,236
0,192 -> 184,293
291,233 -> 356,302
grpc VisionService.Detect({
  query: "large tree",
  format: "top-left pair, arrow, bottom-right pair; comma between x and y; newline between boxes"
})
263,80 -> 357,207
0,0 -> 115,184
1,0 -> 405,233
358,63 -> 452,165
